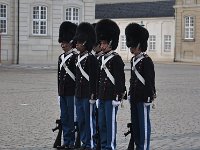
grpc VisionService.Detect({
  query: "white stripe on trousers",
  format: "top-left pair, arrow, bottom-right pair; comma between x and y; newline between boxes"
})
143,103 -> 148,150
111,106 -> 116,150
90,104 -> 94,148
74,97 -> 76,122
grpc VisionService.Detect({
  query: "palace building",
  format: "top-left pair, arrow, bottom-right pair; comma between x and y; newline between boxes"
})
1,0 -> 200,64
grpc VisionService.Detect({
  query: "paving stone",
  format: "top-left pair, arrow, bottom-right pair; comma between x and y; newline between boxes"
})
0,63 -> 199,149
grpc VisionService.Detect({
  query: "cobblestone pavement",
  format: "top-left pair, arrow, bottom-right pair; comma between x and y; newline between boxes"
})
0,63 -> 200,150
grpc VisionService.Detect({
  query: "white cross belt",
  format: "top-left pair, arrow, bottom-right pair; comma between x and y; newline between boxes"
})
76,53 -> 89,81
132,56 -> 145,85
101,54 -> 115,85
60,53 -> 75,81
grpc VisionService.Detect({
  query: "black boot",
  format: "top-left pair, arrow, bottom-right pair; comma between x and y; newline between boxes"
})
57,144 -> 69,149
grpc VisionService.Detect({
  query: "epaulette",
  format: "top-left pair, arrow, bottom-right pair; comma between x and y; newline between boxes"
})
72,51 -> 78,55
72,48 -> 79,54
97,53 -> 103,57
59,53 -> 65,58
99,55 -> 103,59
112,52 -> 118,56
88,52 -> 94,56
143,52 -> 149,58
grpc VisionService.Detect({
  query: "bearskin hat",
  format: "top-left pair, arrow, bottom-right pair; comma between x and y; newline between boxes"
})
92,23 -> 98,46
92,23 -> 96,28
58,21 -> 77,47
95,19 -> 120,50
125,23 -> 149,52
74,22 -> 96,52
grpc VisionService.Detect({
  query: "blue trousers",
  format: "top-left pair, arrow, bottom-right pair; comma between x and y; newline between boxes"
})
98,100 -> 118,150
131,102 -> 151,150
60,96 -> 75,146
75,97 -> 96,149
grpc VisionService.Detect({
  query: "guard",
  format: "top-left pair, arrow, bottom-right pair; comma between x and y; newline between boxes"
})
125,23 -> 156,150
74,22 -> 98,150
96,19 -> 125,150
57,21 -> 77,149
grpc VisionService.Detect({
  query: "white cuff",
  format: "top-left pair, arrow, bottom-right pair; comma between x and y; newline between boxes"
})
144,102 -> 152,107
128,95 -> 131,102
112,100 -> 121,107
89,99 -> 96,104
57,96 -> 60,105
96,99 -> 99,108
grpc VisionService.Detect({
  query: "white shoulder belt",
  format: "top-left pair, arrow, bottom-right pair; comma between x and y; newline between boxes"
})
132,56 -> 145,85
101,54 -> 115,85
60,53 -> 75,81
76,53 -> 89,81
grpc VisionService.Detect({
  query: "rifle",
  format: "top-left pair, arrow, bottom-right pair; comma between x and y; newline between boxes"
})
72,121 -> 81,148
93,106 -> 101,150
124,123 -> 134,150
52,119 -> 62,148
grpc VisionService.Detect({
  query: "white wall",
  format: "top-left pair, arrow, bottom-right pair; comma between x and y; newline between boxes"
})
96,0 -> 170,4
0,0 -> 15,64
107,17 -> 175,62
1,0 -> 95,64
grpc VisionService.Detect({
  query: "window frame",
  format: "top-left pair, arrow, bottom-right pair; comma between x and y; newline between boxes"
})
149,35 -> 156,51
0,3 -> 7,34
184,16 -> 194,40
32,5 -> 47,36
120,35 -> 127,51
65,7 -> 80,25
184,0 -> 194,5
164,35 -> 171,52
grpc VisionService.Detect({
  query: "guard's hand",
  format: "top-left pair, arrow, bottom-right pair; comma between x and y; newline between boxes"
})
112,100 -> 121,107
152,100 -> 156,109
153,92 -> 157,99
89,99 -> 96,104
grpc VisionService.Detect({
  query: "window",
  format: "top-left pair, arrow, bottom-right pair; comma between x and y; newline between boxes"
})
66,7 -> 79,25
33,6 -> 47,35
184,16 -> 194,39
184,0 -> 193,5
164,35 -> 171,52
149,35 -> 156,51
121,35 -> 127,51
0,4 -> 7,34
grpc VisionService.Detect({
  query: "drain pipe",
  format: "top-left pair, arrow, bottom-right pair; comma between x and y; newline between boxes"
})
17,0 -> 19,64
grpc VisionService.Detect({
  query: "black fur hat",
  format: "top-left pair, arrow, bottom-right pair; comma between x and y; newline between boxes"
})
58,21 -> 77,47
95,19 -> 120,50
92,23 -> 98,46
74,22 -> 96,52
92,23 -> 96,28
125,23 -> 149,52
